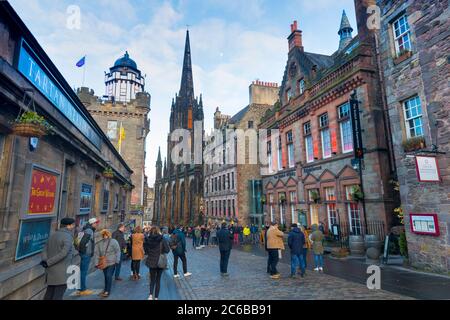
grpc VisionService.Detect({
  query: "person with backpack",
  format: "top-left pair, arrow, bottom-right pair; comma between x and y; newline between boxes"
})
287,223 -> 306,278
92,229 -> 121,298
131,226 -> 145,280
144,226 -> 170,300
41,217 -> 77,300
112,224 -> 126,281
76,217 -> 99,296
170,225 -> 192,279
217,222 -> 233,276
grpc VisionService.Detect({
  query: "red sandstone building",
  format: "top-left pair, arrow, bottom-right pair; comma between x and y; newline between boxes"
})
261,2 -> 398,237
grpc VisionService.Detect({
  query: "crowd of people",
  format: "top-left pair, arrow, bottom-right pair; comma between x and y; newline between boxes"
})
40,217 -> 326,300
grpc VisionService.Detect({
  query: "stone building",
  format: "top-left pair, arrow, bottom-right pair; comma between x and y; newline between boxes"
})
260,2 -> 397,235
153,30 -> 205,227
204,81 -> 279,227
77,51 -> 151,213
0,2 -> 133,299
143,185 -> 154,227
378,0 -> 450,273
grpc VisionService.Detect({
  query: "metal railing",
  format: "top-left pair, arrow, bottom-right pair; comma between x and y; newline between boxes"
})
326,220 -> 386,249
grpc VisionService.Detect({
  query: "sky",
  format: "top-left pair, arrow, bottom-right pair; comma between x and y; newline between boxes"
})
8,0 -> 357,187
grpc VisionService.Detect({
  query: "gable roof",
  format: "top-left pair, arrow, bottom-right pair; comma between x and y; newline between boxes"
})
304,52 -> 335,69
229,105 -> 250,124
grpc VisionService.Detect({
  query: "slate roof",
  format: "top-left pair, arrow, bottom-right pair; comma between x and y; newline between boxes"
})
229,105 -> 250,124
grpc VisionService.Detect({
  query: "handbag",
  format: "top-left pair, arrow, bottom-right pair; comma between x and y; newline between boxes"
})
97,239 -> 111,270
157,240 -> 167,269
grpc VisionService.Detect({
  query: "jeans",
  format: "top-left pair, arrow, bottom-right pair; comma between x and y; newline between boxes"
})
114,253 -> 125,279
103,265 -> 115,293
267,249 -> 279,275
290,254 -> 306,276
302,248 -> 308,268
314,254 -> 324,268
192,236 -> 197,247
173,253 -> 187,275
43,285 -> 67,300
239,233 -> 244,244
220,250 -> 231,273
149,268 -> 163,298
79,254 -> 91,291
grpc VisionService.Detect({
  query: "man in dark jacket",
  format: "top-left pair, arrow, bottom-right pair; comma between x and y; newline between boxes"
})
217,223 -> 233,276
112,223 -> 126,281
264,224 -> 270,273
287,223 -> 306,278
76,217 -> 99,295
41,218 -> 76,300
170,226 -> 192,278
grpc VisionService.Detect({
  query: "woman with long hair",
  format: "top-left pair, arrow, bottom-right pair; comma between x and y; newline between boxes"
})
144,226 -> 170,300
92,229 -> 121,298
131,226 -> 145,280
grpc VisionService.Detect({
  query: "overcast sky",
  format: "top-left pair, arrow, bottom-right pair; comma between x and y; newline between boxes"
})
9,0 -> 357,187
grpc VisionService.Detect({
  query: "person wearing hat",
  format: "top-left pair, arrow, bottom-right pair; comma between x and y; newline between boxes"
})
41,217 -> 76,300
76,217 -> 99,296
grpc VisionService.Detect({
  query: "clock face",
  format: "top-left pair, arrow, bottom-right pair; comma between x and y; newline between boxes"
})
289,62 -> 297,78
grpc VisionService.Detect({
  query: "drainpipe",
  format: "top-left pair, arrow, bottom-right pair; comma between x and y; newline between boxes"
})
2,136 -> 16,231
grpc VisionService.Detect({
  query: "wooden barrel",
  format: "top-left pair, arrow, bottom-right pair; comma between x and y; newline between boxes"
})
349,235 -> 365,256
365,234 -> 382,250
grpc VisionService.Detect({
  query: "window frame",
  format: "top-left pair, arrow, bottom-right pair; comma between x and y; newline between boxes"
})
403,96 -> 424,139
392,14 -> 412,56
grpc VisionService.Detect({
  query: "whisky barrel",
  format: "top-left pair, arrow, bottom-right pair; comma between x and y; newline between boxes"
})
349,235 -> 365,256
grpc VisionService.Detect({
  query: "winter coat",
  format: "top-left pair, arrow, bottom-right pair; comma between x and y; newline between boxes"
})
112,230 -> 126,251
144,234 -> 170,269
243,227 -> 251,236
131,233 -> 145,260
217,227 -> 233,251
93,238 -> 121,268
171,228 -> 186,255
267,226 -> 285,250
78,225 -> 95,256
310,224 -> 324,255
41,227 -> 77,286
288,227 -> 305,255
194,229 -> 201,238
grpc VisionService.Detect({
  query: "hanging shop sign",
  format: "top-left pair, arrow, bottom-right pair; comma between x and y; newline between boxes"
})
16,39 -> 102,149
410,213 -> 440,236
79,183 -> 92,215
415,156 -> 441,182
21,164 -> 60,219
15,218 -> 52,261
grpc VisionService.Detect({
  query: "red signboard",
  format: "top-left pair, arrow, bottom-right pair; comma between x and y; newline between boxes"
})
410,213 -> 440,236
28,169 -> 57,215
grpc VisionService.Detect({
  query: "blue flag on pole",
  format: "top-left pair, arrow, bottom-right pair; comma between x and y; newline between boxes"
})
76,56 -> 85,67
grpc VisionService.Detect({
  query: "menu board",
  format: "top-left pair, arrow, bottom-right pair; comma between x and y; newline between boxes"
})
410,213 -> 440,236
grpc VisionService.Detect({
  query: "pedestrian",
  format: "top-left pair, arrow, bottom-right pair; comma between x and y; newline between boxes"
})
232,224 -> 239,245
191,226 -> 197,248
264,224 -> 270,273
217,222 -> 233,276
266,221 -> 285,279
144,226 -> 170,300
310,224 -> 325,272
210,225 -> 217,247
194,226 -> 202,249
112,223 -> 127,281
238,224 -> 244,244
205,227 -> 211,246
300,225 -> 311,269
92,229 -> 121,298
162,227 -> 171,242
287,223 -> 306,278
41,217 -> 77,300
131,226 -> 145,280
75,217 -> 99,296
170,225 -> 192,278
200,225 -> 206,247
318,221 -> 326,234
243,225 -> 251,244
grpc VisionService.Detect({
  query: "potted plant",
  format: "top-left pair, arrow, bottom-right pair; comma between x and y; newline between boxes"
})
260,195 -> 267,205
402,136 -> 426,152
279,194 -> 287,204
394,48 -> 413,64
350,186 -> 364,202
310,190 -> 320,203
394,207 -> 404,225
123,183 -> 132,191
12,111 -> 53,138
102,167 -> 114,179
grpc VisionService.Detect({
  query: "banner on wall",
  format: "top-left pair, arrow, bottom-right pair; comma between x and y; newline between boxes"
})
21,164 -> 60,219
15,218 -> 52,261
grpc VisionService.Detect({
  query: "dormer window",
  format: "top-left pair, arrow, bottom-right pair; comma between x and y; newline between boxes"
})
299,79 -> 305,95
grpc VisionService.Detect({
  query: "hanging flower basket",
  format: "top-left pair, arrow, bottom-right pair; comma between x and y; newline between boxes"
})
103,167 -> 114,179
350,186 -> 364,202
12,111 -> 52,138
123,184 -> 132,191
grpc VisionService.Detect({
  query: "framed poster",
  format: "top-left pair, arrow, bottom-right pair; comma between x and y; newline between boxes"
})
79,184 -> 92,215
15,218 -> 52,261
410,213 -> 440,236
415,156 -> 441,182
21,164 -> 61,220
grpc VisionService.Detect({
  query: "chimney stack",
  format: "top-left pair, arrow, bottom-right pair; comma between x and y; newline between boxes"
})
288,20 -> 303,52
354,0 -> 377,44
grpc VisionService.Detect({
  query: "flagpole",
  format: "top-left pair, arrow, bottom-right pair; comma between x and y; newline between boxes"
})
82,55 -> 86,87
118,121 -> 123,154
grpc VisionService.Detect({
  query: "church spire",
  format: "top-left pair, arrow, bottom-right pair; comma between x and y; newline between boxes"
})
338,10 -> 354,51
179,30 -> 194,101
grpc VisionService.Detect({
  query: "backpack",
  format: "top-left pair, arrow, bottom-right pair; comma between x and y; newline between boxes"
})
74,231 -> 85,250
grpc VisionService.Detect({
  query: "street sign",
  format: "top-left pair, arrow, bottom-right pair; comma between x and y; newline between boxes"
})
350,92 -> 364,159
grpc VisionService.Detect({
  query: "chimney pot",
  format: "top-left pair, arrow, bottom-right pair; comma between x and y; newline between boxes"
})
294,20 -> 298,30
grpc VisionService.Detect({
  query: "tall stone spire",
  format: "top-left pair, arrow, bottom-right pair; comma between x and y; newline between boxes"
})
338,10 -> 354,51
156,147 -> 162,180
179,30 -> 194,102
